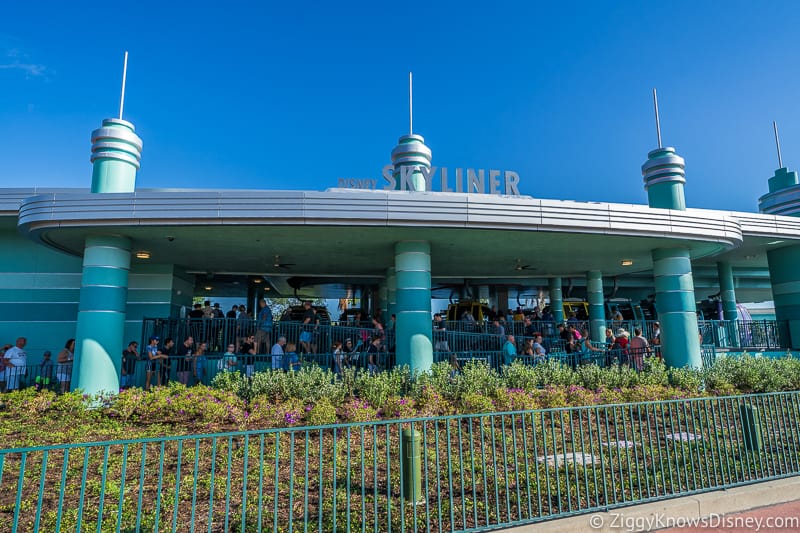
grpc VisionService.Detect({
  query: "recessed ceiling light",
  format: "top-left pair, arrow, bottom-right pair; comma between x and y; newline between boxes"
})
744,254 -> 756,260
767,240 -> 784,245
135,251 -> 151,259
204,286 -> 212,291
253,278 -> 262,284
621,259 -> 634,266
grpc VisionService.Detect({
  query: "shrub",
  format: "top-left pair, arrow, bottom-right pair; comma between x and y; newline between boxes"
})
414,385 -> 455,417
668,367 -> 704,392
460,392 -> 495,413
503,362 -> 542,392
382,395 -> 417,420
244,367 -> 344,405
304,397 -> 337,426
211,370 -> 250,399
248,397 -> 304,428
455,361 -> 503,401
339,398 -> 379,423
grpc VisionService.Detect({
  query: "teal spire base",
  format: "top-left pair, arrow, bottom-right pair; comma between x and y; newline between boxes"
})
90,118 -> 142,193
642,147 -> 687,211
391,134 -> 432,192
768,167 -> 799,194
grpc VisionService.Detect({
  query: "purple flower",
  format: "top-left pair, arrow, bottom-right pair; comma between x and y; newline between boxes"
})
179,409 -> 185,415
305,406 -> 312,412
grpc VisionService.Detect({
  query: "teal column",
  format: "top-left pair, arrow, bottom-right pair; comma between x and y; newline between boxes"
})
394,241 -> 432,371
386,267 -> 397,323
767,245 -> 800,349
90,119 -> 143,193
587,270 -> 606,343
653,248 -> 702,368
378,281 -> 388,323
549,277 -> 564,324
72,235 -> 132,395
717,261 -> 738,321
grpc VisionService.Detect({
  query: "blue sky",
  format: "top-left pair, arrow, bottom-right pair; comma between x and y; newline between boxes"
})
1,1 -> 799,212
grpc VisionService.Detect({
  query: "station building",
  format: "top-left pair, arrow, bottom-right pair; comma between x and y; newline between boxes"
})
3,111 -> 800,395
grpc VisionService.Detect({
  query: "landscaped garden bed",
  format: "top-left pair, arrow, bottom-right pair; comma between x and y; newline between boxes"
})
1,355 -> 799,532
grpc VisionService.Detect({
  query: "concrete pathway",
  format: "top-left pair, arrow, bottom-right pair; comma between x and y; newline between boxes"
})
498,476 -> 800,533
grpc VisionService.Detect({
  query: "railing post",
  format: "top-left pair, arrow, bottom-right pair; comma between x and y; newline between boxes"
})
740,403 -> 763,453
402,427 -> 423,503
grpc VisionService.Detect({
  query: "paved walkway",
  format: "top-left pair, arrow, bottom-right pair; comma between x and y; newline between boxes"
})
657,499 -> 800,532
498,476 -> 800,533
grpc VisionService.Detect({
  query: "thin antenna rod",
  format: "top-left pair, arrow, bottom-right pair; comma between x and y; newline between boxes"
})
119,51 -> 129,120
653,88 -> 662,148
409,72 -> 413,135
774,121 -> 784,169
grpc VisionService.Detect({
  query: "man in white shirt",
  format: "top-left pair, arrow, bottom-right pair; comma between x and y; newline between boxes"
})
3,337 -> 27,391
271,336 -> 286,370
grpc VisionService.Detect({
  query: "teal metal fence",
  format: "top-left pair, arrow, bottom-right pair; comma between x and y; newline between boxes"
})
2,391 -> 799,532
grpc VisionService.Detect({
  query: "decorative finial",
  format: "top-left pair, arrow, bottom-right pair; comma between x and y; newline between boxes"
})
119,51 -> 129,120
774,121 -> 783,169
653,88 -> 662,149
409,71 -> 413,136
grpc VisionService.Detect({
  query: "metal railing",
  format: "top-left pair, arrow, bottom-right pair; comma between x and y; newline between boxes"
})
1,392 -> 798,532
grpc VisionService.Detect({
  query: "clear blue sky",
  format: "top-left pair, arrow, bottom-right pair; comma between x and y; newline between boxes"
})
2,1 -> 799,212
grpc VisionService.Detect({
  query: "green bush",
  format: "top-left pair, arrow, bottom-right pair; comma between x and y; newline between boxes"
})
305,397 -> 337,426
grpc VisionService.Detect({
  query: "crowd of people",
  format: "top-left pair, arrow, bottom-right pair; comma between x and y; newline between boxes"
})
0,337 -> 76,393
0,299 -> 674,393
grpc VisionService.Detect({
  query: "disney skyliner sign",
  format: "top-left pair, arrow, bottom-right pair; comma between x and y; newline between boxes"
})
337,165 -> 522,196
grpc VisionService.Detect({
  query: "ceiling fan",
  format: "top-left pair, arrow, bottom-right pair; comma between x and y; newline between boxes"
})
513,259 -> 535,271
273,255 -> 295,270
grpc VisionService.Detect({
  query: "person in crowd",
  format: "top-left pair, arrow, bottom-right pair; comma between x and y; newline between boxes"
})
34,351 -> 55,391
522,338 -> 535,356
542,306 -> 554,323
255,298 -> 273,354
3,337 -> 27,391
613,328 -> 630,364
240,334 -> 257,376
533,334 -> 547,362
175,336 -> 194,385
492,320 -> 505,338
220,343 -> 238,373
310,307 -> 321,354
192,341 -> 208,384
237,305 -> 252,347
120,341 -> 139,390
56,338 -> 75,393
502,334 -> 517,367
523,317 -> 535,338
188,303 -> 205,343
332,340 -> 344,376
449,353 -> 461,379
343,338 -> 358,368
299,301 -> 315,354
367,336 -> 381,374
202,300 -> 214,319
629,328 -> 651,371
487,305 -> 499,322
604,327 -> 615,348
386,314 -> 396,331
283,342 -> 301,372
650,322 -> 661,346
579,328 -> 604,365
144,336 -> 166,390
433,313 -> 450,352
513,307 -> 525,322
160,338 -> 175,385
270,336 -> 286,371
